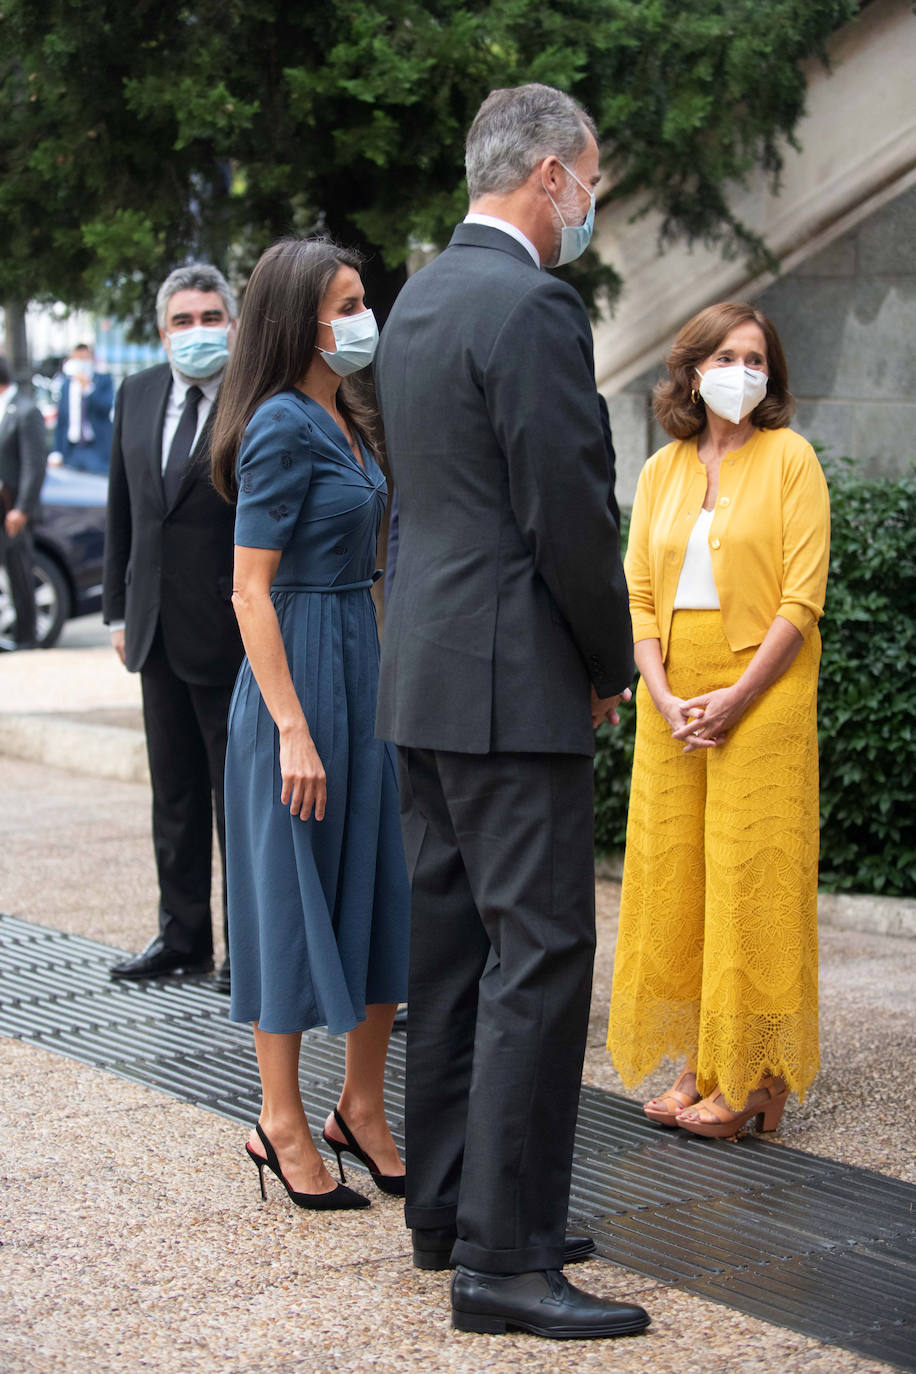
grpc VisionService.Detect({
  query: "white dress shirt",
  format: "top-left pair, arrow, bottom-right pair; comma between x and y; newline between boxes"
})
463,213 -> 541,267
160,368 -> 222,474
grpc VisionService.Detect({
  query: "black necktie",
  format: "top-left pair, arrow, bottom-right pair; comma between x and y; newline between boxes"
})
163,385 -> 202,506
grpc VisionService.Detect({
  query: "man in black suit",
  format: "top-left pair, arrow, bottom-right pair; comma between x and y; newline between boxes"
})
103,264 -> 243,989
375,85 -> 648,1340
0,356 -> 47,651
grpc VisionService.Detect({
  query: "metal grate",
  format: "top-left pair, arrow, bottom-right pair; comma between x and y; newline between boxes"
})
1,912 -> 914,1371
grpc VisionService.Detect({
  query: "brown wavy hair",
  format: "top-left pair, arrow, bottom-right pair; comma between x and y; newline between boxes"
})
653,301 -> 795,440
210,236 -> 381,502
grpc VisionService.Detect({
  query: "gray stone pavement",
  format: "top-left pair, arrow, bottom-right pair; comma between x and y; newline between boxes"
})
1,619 -> 913,1372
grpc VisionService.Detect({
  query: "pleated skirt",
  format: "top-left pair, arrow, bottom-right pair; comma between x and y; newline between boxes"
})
607,611 -> 821,1107
225,587 -> 410,1035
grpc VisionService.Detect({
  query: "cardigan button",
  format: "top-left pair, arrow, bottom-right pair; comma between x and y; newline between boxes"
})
710,538 -> 721,550
719,496 -> 730,506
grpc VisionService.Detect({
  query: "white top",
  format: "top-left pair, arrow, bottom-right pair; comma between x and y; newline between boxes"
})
463,213 -> 540,267
673,507 -> 721,609
160,368 -> 222,474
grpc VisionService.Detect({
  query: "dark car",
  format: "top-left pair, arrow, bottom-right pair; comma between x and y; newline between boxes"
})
0,463 -> 107,648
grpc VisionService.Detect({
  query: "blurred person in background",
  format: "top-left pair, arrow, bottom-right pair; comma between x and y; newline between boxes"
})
53,343 -> 114,474
0,355 -> 47,650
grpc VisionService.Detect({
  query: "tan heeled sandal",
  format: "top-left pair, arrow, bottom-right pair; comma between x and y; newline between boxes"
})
676,1076 -> 788,1140
643,1069 -> 701,1128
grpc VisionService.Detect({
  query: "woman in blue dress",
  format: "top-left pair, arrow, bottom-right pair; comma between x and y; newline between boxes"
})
210,237 -> 409,1211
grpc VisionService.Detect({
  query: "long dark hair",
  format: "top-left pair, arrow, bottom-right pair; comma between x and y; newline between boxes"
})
211,236 -> 381,502
653,301 -> 794,440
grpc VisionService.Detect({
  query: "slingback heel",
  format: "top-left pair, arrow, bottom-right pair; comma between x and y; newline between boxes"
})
246,1121 -> 370,1210
322,1107 -> 406,1197
677,1076 -> 789,1140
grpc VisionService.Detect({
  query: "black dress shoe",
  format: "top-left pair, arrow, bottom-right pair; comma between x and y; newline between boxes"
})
451,1267 -> 650,1339
110,936 -> 213,982
412,1229 -> 596,1271
212,958 -> 231,994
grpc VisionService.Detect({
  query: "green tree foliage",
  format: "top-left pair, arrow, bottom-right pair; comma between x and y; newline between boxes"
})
0,0 -> 856,328
593,466 -> 916,898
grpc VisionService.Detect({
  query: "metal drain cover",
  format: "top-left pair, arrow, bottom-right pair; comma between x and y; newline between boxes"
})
1,912 -> 914,1371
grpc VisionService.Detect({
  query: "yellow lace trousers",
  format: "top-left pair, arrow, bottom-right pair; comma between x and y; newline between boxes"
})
607,611 -> 820,1107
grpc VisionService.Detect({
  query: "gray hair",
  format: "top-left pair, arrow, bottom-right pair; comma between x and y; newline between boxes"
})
465,83 -> 597,201
156,262 -> 237,331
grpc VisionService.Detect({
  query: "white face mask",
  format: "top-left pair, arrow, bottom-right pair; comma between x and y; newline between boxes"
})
63,358 -> 94,380
546,162 -> 596,267
697,362 -> 768,425
317,308 -> 378,376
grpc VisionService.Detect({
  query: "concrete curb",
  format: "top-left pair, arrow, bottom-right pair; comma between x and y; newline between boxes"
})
817,890 -> 916,939
5,713 -> 913,939
0,713 -> 149,785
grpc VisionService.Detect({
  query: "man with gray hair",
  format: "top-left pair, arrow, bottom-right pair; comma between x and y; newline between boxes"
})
375,85 -> 648,1339
103,263 -> 243,988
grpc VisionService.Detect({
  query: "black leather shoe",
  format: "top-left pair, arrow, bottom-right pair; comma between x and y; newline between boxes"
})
412,1230 -> 596,1271
451,1266 -> 650,1339
212,958 -> 231,994
110,936 -> 213,982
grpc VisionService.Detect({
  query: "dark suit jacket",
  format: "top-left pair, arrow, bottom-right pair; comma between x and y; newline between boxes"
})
0,390 -> 47,518
102,362 -> 243,684
374,223 -> 633,757
55,371 -> 114,472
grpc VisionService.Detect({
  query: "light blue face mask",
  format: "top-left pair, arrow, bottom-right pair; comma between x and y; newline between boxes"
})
318,308 -> 379,377
548,162 -> 596,267
167,325 -> 230,379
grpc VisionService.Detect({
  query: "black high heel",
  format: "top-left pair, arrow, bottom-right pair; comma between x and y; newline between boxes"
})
245,1122 -> 370,1210
322,1107 -> 406,1197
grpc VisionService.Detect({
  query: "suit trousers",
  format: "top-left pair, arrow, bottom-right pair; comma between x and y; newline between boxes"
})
398,746 -> 596,1274
0,524 -> 36,645
140,624 -> 234,958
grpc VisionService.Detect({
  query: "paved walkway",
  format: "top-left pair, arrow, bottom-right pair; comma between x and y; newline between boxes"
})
1,620 -> 914,1372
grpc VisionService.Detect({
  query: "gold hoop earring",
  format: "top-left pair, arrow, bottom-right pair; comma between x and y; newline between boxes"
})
690,387 -> 699,405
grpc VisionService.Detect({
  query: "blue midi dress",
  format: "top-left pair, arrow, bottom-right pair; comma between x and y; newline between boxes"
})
225,389 -> 410,1034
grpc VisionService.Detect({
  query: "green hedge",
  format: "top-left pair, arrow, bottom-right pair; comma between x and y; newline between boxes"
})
593,461 -> 916,897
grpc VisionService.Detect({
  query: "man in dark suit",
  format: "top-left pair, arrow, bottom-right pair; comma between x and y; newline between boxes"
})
375,84 -> 649,1340
0,356 -> 47,651
53,343 -> 114,474
103,264 -> 243,989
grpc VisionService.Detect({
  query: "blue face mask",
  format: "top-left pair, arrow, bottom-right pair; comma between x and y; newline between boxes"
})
548,162 -> 596,267
318,308 -> 379,377
168,325 -> 230,379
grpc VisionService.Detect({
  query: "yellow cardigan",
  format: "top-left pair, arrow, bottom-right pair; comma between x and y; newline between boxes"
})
625,427 -> 830,659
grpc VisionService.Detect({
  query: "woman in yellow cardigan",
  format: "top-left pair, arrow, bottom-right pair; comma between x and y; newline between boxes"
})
607,302 -> 830,1138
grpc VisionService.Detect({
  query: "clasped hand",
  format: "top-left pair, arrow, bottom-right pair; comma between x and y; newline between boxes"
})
279,722 -> 326,821
667,685 -> 745,753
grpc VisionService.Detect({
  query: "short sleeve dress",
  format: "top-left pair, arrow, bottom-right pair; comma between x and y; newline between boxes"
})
225,389 -> 409,1035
